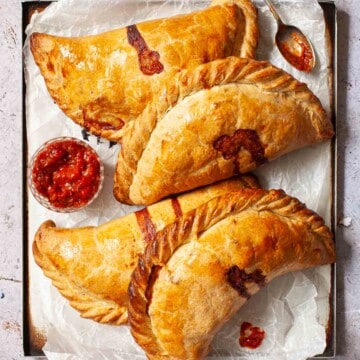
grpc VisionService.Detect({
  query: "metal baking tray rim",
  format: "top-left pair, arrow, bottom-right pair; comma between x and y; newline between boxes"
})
21,0 -> 338,358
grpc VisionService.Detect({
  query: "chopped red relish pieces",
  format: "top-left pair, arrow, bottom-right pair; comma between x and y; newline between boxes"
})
31,138 -> 102,210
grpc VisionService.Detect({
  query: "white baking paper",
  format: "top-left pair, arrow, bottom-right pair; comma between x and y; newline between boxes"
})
23,1 -> 334,359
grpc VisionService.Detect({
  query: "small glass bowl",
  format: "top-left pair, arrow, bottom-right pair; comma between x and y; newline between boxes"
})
28,137 -> 104,213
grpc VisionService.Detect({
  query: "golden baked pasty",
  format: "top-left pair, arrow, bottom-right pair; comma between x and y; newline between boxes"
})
128,188 -> 335,359
32,175 -> 259,325
114,56 -> 334,205
29,0 -> 258,140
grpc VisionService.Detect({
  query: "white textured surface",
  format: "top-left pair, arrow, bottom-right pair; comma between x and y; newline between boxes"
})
0,0 -> 358,359
24,1 -> 332,359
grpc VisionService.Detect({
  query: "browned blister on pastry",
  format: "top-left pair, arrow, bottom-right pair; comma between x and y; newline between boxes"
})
114,56 -> 334,205
32,175 -> 259,325
128,188 -> 335,359
29,0 -> 258,140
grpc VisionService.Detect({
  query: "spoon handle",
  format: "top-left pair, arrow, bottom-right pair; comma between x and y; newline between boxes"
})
264,0 -> 284,26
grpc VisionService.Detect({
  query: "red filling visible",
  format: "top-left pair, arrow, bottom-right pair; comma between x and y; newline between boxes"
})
226,265 -> 266,299
171,197 -> 183,218
135,207 -> 157,243
127,24 -> 164,76
213,129 -> 267,167
31,139 -> 101,209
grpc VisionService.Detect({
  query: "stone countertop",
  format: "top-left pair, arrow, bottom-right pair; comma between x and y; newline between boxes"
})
0,0 -> 359,359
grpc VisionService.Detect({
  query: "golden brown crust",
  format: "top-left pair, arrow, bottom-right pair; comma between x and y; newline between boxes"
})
210,0 -> 258,58
114,56 -> 334,205
128,188 -> 335,359
29,1 -> 258,141
32,176 -> 259,325
33,220 -> 128,325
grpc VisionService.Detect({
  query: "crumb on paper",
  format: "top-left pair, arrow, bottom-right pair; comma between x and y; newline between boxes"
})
2,320 -> 21,333
338,217 -> 352,227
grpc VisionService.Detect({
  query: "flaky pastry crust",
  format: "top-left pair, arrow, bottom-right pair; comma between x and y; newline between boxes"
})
114,56 -> 334,205
128,188 -> 335,359
29,0 -> 258,140
32,175 -> 259,325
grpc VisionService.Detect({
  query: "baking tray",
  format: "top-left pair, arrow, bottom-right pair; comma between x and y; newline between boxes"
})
21,0 -> 338,357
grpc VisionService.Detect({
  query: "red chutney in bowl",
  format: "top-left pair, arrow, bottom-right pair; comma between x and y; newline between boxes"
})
29,137 -> 104,212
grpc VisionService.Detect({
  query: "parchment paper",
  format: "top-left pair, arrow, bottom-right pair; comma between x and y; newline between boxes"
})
23,1 -> 333,359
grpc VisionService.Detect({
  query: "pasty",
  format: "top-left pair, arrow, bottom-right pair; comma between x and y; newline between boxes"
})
32,175 -> 259,325
29,0 -> 258,140
114,56 -> 334,205
128,188 -> 335,359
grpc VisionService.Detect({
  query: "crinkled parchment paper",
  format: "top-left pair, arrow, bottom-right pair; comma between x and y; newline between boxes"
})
23,1 -> 333,359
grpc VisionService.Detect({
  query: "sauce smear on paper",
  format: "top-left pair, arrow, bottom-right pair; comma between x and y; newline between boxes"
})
239,321 -> 265,349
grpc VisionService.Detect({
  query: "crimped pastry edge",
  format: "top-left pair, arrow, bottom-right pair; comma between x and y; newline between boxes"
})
32,175 -> 261,325
114,56 -> 334,205
210,0 -> 259,59
128,188 -> 335,359
33,220 -> 129,325
29,0 -> 259,142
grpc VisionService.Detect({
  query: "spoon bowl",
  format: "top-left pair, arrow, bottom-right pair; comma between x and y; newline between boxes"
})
264,0 -> 315,72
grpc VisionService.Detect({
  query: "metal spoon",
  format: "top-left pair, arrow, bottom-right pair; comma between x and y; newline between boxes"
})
264,0 -> 316,72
